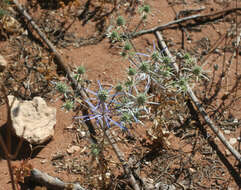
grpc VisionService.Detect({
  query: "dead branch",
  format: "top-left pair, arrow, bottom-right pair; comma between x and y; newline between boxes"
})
155,31 -> 241,163
130,7 -> 241,38
12,0 -> 142,189
29,168 -> 86,190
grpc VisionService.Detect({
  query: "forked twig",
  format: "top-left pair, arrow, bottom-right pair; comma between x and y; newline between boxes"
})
155,31 -> 241,163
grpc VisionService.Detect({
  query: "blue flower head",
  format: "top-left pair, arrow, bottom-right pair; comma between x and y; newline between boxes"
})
76,81 -> 127,130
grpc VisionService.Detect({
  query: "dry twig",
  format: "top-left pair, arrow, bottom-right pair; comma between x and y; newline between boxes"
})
130,8 -> 241,38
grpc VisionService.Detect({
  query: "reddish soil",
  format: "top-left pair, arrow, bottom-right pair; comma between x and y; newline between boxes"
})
0,0 -> 241,190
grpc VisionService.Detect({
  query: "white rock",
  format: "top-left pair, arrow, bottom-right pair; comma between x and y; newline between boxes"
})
40,159 -> 47,164
80,131 -> 86,137
66,145 -> 80,154
224,130 -> 231,135
8,95 -> 56,144
225,149 -> 231,156
0,54 -> 7,72
229,138 -> 237,145
105,172 -> 111,178
189,168 -> 196,173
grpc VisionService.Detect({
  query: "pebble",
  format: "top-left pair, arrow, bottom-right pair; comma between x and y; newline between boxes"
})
0,54 -> 7,72
106,172 -> 111,178
229,138 -> 237,145
225,149 -> 231,156
233,118 -> 238,123
41,159 -> 47,164
66,145 -> 81,154
189,168 -> 196,173
224,130 -> 231,135
80,131 -> 86,137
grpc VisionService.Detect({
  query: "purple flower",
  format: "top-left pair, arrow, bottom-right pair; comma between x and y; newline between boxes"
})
76,81 -> 127,130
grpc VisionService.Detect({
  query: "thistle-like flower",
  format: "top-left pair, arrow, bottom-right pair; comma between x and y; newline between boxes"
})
76,81 -> 127,130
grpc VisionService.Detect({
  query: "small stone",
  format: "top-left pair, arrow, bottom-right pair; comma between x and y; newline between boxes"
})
80,146 -> 87,153
80,131 -> 86,137
145,161 -> 150,165
105,172 -> 111,178
189,168 -> 196,173
214,48 -> 220,54
65,125 -> 74,130
224,130 -> 231,135
0,54 -> 7,72
225,149 -> 231,156
155,182 -> 176,190
41,159 -> 47,164
229,138 -> 237,145
66,145 -> 81,154
22,30 -> 28,35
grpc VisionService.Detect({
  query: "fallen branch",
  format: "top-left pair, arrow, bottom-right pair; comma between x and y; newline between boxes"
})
29,168 -> 86,190
12,1 -> 142,189
155,31 -> 241,163
130,7 -> 241,38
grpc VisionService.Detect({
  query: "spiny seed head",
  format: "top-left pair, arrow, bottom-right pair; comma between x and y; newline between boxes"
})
136,93 -> 146,106
120,51 -> 127,57
142,14 -> 147,20
91,144 -> 100,156
56,82 -> 68,94
124,42 -> 132,51
125,79 -> 133,87
139,62 -> 150,73
179,78 -> 187,86
98,89 -> 108,102
121,112 -> 132,122
142,5 -> 150,13
162,56 -> 171,64
192,65 -> 202,76
63,101 -> 73,111
128,67 -> 136,76
214,64 -> 218,71
161,70 -> 170,77
115,83 -> 123,92
116,16 -> 125,26
183,53 -> 191,60
77,66 -> 85,75
151,51 -> 160,62
110,30 -> 119,39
